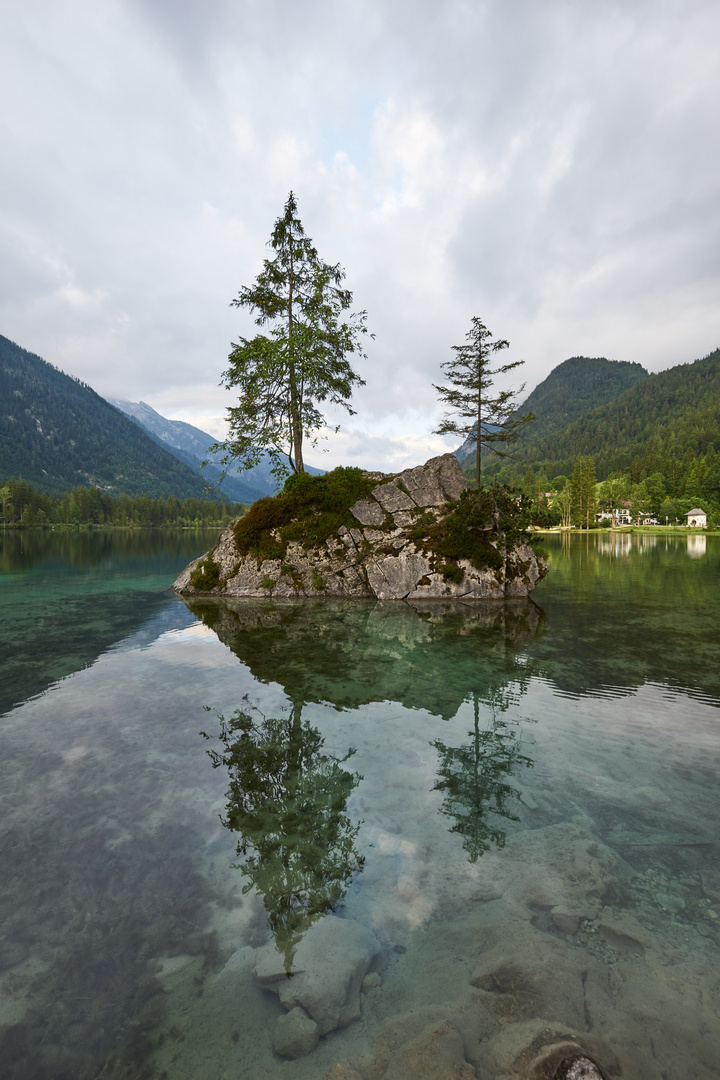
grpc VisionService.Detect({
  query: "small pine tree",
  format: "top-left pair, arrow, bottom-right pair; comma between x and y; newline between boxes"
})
433,316 -> 534,488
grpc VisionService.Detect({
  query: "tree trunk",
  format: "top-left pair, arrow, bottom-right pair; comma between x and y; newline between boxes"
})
287,253 -> 304,473
476,373 -> 482,490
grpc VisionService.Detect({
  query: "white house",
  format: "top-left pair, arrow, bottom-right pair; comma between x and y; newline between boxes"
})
685,508 -> 707,528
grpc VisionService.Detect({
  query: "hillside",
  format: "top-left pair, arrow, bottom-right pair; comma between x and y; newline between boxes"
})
108,399 -> 269,504
463,356 -> 649,471
0,335 -> 230,500
501,349 -> 720,481
109,399 -> 325,504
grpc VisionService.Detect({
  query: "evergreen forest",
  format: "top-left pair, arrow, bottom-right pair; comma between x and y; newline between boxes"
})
0,477 -> 245,529
468,350 -> 720,528
0,335 -> 231,501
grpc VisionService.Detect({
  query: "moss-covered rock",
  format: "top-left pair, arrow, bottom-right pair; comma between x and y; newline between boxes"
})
173,455 -> 547,601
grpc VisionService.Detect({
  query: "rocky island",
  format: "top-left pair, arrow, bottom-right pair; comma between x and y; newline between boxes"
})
172,454 -> 547,601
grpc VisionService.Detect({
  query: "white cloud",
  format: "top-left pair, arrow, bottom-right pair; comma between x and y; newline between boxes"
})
1,0 -> 719,468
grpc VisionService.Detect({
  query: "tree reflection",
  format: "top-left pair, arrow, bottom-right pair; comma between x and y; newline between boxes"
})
202,697 -> 364,972
432,690 -> 533,862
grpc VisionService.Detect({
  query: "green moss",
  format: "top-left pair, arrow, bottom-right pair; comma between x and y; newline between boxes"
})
190,554 -> 223,591
261,576 -> 277,590
232,467 -> 380,562
312,570 -> 327,591
281,563 -> 305,591
410,486 -> 531,576
439,562 -> 464,583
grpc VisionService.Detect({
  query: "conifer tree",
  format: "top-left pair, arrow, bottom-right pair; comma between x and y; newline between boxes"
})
433,316 -> 533,488
571,454 -> 597,528
215,192 -> 370,481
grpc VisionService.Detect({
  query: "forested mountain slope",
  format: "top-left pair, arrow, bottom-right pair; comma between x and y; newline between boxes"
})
488,349 -> 720,482
513,356 -> 649,443
0,335 -> 229,499
108,399 -> 270,505
460,356 -> 648,466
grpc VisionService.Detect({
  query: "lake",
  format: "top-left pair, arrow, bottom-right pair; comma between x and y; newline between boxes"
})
0,529 -> 718,1080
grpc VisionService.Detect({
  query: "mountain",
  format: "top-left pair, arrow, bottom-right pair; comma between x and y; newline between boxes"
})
107,399 -> 270,504
108,399 -> 324,502
510,356 -> 650,444
0,334 -> 228,500
480,350 -> 720,482
461,356 -> 649,470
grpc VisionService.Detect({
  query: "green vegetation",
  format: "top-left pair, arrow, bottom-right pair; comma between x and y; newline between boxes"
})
503,355 -> 649,449
189,554 -> 223,590
232,466 -> 380,561
520,452 -> 719,530
480,350 -> 720,491
0,333 -> 226,500
215,192 -> 369,481
0,476 -> 245,528
469,350 -> 720,529
409,486 -> 533,580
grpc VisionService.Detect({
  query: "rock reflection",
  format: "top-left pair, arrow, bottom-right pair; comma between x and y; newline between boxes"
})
432,690 -> 534,861
202,698 -> 364,973
184,597 -> 545,718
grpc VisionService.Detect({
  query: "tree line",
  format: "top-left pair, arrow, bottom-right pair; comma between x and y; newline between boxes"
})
517,451 -> 719,528
0,477 -> 246,528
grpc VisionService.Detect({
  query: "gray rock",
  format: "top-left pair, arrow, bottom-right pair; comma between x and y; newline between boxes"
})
173,454 -> 546,602
398,464 -> 445,507
254,915 -> 381,1035
350,499 -> 386,526
366,551 -> 432,599
371,480 -> 415,512
427,453 -> 470,501
273,1007 -> 319,1059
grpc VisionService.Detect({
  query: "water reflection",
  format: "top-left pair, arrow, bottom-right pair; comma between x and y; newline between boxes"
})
202,698 -> 364,972
0,529 -> 217,716
687,534 -> 707,558
187,598 -> 545,959
184,597 -> 545,718
529,533 -> 720,703
432,690 -> 534,861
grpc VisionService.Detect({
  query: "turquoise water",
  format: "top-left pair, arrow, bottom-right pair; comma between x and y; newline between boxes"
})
0,530 -> 718,1079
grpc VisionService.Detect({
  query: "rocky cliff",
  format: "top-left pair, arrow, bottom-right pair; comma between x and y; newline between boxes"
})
172,454 -> 547,601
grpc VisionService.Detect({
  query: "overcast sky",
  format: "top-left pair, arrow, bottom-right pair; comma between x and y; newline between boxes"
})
2,0 -> 719,471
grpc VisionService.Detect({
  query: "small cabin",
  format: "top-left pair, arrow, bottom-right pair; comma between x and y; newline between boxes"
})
685,508 -> 707,528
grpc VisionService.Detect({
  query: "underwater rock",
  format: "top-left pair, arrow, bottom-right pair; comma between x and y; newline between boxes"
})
380,1019 -> 475,1079
322,1062 -> 364,1080
273,1006 -> 319,1059
470,941 -> 587,1030
172,454 -> 547,601
253,915 -> 381,1036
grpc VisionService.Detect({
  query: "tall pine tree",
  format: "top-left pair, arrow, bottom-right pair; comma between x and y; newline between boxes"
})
216,193 -> 370,480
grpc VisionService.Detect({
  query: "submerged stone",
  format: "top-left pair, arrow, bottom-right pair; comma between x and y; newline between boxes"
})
272,1006 -> 319,1059
253,915 -> 381,1037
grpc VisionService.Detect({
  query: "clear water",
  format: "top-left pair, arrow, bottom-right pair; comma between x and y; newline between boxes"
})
0,530 -> 718,1080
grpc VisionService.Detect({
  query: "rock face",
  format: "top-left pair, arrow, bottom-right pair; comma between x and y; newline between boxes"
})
254,915 -> 380,1049
173,454 -> 547,601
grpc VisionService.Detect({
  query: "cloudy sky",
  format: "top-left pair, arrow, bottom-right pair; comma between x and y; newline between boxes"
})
2,0 -> 719,471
